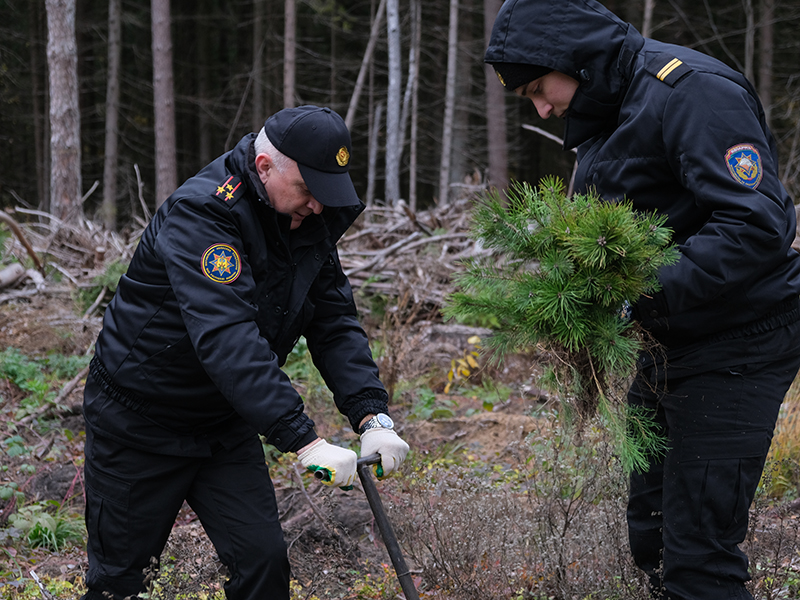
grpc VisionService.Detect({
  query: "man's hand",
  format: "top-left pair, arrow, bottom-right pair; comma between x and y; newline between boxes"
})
297,438 -> 357,487
360,428 -> 410,479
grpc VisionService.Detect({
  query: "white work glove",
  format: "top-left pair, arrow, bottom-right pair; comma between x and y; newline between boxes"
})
360,428 -> 410,479
297,439 -> 357,488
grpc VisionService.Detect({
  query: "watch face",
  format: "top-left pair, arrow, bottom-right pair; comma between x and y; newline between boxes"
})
377,413 -> 394,428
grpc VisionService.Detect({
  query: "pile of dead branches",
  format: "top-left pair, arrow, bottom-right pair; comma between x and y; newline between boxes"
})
340,197 -> 488,315
0,195 -> 488,318
0,207 -> 143,310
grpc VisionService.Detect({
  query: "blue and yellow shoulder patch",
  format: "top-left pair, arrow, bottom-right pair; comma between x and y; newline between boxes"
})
646,53 -> 693,87
201,243 -> 241,284
213,176 -> 245,206
725,143 -> 762,189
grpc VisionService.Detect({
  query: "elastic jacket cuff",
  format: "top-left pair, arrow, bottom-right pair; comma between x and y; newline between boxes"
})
344,389 -> 390,433
265,411 -> 317,453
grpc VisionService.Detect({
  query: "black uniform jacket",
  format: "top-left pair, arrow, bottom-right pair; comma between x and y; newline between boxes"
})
486,0 -> 800,351
87,134 -> 388,456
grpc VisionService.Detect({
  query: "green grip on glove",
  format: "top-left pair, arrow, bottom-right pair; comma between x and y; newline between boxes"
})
310,465 -> 354,490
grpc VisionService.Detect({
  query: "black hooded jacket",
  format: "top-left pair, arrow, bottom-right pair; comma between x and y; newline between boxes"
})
86,134 -> 388,456
486,0 -> 800,349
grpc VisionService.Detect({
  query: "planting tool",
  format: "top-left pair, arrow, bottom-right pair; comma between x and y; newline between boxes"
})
357,453 -> 420,600
313,453 -> 419,599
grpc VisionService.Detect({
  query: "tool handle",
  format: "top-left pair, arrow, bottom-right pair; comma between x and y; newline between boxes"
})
312,453 -> 381,480
358,454 -> 420,600
358,453 -> 381,467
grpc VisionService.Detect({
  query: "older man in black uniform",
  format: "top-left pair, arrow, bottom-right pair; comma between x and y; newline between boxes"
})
80,105 -> 409,600
486,1 -> 800,599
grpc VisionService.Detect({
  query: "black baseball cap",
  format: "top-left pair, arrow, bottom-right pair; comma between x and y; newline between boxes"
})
263,105 -> 361,207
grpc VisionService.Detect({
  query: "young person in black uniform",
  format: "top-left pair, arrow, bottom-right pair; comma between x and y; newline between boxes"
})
485,1 -> 800,598
81,105 -> 409,600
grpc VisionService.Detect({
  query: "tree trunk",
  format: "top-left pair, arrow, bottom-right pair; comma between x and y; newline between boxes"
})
757,0 -> 774,125
744,0 -> 755,83
152,0 -> 177,208
641,0 -> 655,38
252,0 -> 265,130
196,0 -> 212,166
101,0 -> 122,230
397,0 -> 419,182
330,13 -> 337,109
408,0 -> 421,211
438,0 -> 459,206
483,0 -> 508,191
45,0 -> 82,222
30,1 -> 46,211
367,102 -> 383,207
384,0 -> 402,205
284,0 -> 296,108
345,0 -> 386,131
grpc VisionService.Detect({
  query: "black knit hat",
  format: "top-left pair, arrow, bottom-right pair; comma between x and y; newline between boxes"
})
264,105 -> 360,207
489,62 -> 552,91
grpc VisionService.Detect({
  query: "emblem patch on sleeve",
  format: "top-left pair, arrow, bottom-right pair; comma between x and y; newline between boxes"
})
201,243 -> 241,284
724,144 -> 762,189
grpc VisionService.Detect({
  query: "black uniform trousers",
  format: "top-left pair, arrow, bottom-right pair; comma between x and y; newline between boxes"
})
80,422 -> 290,600
626,320 -> 800,600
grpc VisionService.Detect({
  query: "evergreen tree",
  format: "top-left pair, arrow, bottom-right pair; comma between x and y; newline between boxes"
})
445,177 -> 681,472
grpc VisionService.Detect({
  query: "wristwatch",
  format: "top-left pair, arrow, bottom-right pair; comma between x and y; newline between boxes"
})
359,413 -> 394,434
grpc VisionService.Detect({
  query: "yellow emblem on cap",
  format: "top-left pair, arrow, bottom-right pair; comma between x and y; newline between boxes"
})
496,72 -> 506,87
336,146 -> 350,167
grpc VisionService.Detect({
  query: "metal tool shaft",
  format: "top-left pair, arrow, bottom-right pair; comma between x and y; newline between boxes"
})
357,453 -> 420,600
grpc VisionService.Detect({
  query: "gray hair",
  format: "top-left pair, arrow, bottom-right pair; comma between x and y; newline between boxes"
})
254,128 -> 293,174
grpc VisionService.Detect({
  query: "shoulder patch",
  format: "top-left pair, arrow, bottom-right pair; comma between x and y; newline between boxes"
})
213,176 -> 245,207
201,243 -> 241,284
725,143 -> 762,189
646,53 -> 693,87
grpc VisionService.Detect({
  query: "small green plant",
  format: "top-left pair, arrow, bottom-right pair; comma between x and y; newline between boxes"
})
0,481 -> 24,502
72,259 -> 129,315
445,177 -> 679,472
408,387 -> 457,421
348,562 -> 402,599
2,435 -> 30,457
7,500 -> 85,552
0,348 -> 90,419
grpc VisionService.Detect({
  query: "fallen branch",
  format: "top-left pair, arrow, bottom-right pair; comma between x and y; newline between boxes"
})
344,231 -> 422,277
18,363 -> 90,425
82,285 -> 108,319
0,210 -> 46,275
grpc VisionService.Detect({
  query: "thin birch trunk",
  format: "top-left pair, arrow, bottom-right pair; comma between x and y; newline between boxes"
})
409,0 -> 421,211
284,0 -> 296,108
757,0 -> 774,124
438,0 -> 459,206
345,0 -> 386,130
384,0 -> 402,205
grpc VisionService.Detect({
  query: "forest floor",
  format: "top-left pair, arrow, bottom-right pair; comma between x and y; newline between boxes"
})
0,290 -> 553,599
1,201 -> 800,598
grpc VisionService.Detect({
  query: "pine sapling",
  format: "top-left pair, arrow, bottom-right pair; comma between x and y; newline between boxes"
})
444,177 -> 680,472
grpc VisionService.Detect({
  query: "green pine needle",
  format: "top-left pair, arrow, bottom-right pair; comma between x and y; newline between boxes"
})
444,177 -> 680,472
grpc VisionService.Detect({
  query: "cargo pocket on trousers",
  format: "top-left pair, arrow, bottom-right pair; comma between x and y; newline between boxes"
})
85,463 -> 132,568
679,429 -> 769,539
